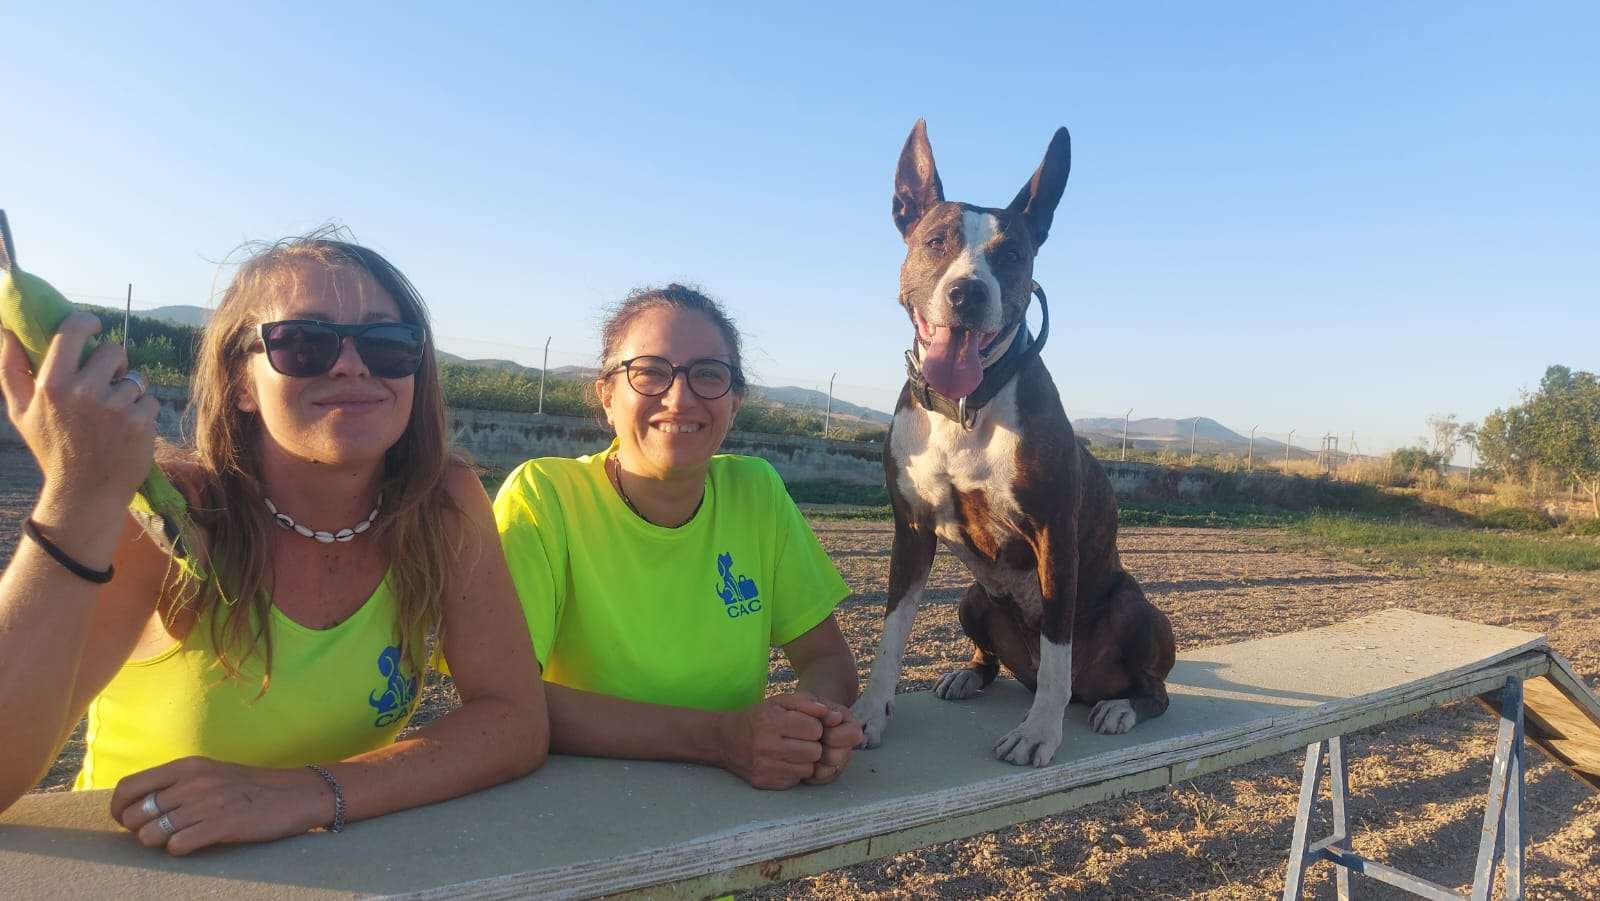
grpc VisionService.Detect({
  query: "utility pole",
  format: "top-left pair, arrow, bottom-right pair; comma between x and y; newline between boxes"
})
536,336 -> 551,414
1285,429 -> 1295,464
123,284 -> 132,347
1121,408 -> 1133,461
824,372 -> 837,438
1248,424 -> 1259,473
1189,417 -> 1199,464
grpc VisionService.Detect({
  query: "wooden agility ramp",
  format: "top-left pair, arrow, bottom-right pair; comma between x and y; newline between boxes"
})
1,609 -> 1596,900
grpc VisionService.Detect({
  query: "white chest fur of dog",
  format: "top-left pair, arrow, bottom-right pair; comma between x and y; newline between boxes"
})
861,377 -> 1084,766
889,380 -> 1044,611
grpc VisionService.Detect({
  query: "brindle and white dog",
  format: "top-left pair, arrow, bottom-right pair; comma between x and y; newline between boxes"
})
851,121 -> 1176,767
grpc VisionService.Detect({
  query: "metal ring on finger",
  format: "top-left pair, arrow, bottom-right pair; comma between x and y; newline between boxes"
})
157,813 -> 177,836
140,791 -> 164,819
116,370 -> 149,399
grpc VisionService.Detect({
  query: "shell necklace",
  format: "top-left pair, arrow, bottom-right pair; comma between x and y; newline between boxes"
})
264,495 -> 381,544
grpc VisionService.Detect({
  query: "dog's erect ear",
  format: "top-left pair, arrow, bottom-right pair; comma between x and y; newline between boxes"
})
1007,127 -> 1071,247
893,119 -> 945,237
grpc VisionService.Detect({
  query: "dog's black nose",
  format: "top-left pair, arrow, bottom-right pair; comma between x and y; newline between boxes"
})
947,278 -> 989,315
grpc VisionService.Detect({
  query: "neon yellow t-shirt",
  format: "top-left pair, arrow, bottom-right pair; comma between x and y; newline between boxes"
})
493,443 -> 850,711
74,579 -> 423,790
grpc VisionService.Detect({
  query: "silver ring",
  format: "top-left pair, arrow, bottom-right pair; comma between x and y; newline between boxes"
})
157,813 -> 176,836
117,370 -> 149,399
140,791 -> 163,819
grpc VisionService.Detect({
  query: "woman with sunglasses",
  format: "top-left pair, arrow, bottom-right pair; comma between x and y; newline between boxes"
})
0,233 -> 546,852
494,284 -> 862,790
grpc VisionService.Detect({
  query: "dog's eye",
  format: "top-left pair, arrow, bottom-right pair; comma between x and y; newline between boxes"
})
1002,248 -> 1021,263
925,236 -> 946,252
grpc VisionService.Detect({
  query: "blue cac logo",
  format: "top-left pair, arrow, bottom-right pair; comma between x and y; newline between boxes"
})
715,552 -> 762,619
368,645 -> 417,727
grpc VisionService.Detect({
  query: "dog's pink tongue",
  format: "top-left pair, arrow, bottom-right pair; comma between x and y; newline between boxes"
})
921,326 -> 983,398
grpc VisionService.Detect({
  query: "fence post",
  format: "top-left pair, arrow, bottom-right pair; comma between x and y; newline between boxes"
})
1121,408 -> 1132,461
824,372 -> 836,438
537,337 -> 550,414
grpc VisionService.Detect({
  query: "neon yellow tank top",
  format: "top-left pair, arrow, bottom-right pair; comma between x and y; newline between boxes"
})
74,578 -> 423,790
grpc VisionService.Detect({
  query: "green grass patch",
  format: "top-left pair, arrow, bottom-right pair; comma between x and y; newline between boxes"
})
1289,513 -> 1600,572
802,504 -> 893,521
1117,501 -> 1306,529
784,479 -> 889,506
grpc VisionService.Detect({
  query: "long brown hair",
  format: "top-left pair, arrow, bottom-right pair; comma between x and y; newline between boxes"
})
178,227 -> 464,688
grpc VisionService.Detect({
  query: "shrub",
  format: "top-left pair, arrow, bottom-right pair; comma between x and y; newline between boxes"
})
1569,518 -> 1600,537
1389,446 -> 1443,486
1477,506 -> 1552,531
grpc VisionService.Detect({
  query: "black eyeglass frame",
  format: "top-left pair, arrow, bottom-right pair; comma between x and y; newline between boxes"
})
604,355 -> 745,400
255,319 -> 427,379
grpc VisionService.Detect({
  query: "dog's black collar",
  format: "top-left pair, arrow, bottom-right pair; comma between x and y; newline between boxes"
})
904,281 -> 1051,430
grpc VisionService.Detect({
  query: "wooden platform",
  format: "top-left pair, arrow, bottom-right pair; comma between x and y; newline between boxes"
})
2,609 -> 1597,900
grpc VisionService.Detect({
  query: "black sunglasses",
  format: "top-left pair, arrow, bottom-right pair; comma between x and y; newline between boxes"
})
256,320 -> 426,379
606,356 -> 742,400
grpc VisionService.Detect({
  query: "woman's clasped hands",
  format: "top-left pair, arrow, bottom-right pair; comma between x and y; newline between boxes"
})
718,692 -> 863,789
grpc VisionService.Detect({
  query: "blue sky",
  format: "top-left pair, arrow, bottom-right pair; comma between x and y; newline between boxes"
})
5,2 -> 1595,457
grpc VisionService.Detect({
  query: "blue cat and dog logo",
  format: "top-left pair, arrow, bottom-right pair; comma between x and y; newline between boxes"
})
368,646 -> 417,727
715,552 -> 762,618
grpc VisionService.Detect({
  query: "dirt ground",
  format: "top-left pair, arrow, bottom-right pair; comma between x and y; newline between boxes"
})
6,445 -> 1598,899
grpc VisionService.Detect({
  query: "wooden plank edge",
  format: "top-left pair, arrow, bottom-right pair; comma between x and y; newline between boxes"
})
385,652 -> 1552,901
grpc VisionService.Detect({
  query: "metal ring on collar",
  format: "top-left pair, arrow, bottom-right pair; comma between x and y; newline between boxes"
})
157,813 -> 176,836
140,791 -> 163,819
116,370 -> 149,399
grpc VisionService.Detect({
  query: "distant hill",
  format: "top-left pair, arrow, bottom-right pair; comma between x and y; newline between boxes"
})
438,354 -> 895,424
750,385 -> 892,424
137,305 -> 211,327
1072,416 -> 1313,459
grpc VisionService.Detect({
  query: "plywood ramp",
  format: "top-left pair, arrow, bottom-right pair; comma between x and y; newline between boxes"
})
1519,653 -> 1600,791
1,610 -> 1594,900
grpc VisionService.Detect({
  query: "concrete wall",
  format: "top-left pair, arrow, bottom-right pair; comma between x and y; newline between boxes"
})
446,406 -> 884,484
0,392 -> 1362,505
1,388 -> 886,486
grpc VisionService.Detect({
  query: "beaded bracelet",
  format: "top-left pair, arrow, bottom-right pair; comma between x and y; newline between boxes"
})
304,764 -> 346,833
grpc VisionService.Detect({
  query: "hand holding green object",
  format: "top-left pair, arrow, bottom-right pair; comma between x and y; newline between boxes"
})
0,211 -> 208,581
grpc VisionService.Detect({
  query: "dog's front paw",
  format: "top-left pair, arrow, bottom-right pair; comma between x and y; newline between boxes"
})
934,668 -> 985,700
993,717 -> 1063,767
1089,699 -> 1137,734
851,694 -> 894,749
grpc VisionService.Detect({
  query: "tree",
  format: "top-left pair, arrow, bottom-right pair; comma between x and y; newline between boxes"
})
1525,366 -> 1600,517
1390,445 -> 1442,485
1426,413 -> 1465,466
1477,406 -> 1533,482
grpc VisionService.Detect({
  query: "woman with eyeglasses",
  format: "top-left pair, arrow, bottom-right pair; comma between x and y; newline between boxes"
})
0,232 -> 546,851
494,284 -> 862,789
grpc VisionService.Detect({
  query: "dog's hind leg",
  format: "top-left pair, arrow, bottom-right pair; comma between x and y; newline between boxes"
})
934,584 -> 1003,701
1088,575 -> 1176,735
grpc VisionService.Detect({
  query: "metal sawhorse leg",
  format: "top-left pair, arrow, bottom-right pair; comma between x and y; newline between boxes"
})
1283,676 -> 1526,900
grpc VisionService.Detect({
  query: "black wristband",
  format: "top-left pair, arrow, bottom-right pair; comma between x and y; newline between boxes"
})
21,519 -> 115,584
